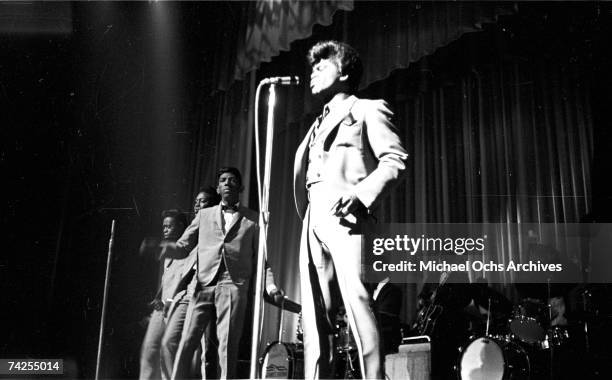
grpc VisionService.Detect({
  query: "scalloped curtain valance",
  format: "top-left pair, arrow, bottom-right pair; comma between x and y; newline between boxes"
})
234,0 -> 354,82
231,1 -> 514,90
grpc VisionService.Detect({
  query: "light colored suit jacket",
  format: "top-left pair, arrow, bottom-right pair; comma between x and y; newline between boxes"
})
157,249 -> 197,320
171,204 -> 274,288
158,255 -> 193,302
293,95 -> 409,219
157,246 -> 198,305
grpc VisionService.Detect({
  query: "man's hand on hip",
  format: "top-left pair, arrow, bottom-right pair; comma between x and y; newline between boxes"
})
330,193 -> 364,217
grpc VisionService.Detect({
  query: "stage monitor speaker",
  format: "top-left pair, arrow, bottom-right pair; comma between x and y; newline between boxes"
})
385,342 -> 431,380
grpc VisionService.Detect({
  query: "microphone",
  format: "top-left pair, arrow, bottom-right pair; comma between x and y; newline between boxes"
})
261,76 -> 300,85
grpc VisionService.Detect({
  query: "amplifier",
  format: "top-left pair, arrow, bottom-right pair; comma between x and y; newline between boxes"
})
384,339 -> 431,380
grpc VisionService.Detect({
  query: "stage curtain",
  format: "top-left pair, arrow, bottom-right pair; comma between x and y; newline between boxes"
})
372,56 -> 593,293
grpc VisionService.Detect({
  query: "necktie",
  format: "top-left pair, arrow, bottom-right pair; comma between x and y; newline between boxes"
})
309,106 -> 330,147
221,204 -> 238,213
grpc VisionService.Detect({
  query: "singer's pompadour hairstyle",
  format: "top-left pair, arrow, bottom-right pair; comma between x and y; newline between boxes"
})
307,40 -> 363,93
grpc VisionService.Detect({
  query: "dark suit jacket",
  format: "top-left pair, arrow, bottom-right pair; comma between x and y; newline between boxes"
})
373,282 -> 403,354
374,282 -> 402,318
169,204 -> 274,288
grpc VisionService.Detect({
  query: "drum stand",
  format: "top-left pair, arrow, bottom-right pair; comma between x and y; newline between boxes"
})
581,289 -> 591,354
341,353 -> 357,380
336,324 -> 358,379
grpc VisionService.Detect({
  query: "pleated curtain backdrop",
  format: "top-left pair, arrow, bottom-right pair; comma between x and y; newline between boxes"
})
376,59 -> 593,226
373,56 -> 593,293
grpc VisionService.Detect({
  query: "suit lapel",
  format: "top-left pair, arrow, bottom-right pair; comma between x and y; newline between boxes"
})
225,208 -> 243,236
316,95 -> 358,145
214,204 -> 224,233
293,122 -> 318,220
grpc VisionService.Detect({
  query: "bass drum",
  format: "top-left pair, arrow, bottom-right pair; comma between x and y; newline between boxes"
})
260,341 -> 304,379
457,336 -> 530,380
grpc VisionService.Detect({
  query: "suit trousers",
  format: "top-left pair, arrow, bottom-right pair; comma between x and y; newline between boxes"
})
140,309 -> 165,380
299,182 -> 382,380
160,299 -> 188,380
171,270 -> 247,380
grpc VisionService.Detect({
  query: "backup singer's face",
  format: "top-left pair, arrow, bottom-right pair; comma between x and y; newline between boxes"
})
162,216 -> 181,240
194,192 -> 215,214
310,58 -> 348,98
217,172 -> 242,204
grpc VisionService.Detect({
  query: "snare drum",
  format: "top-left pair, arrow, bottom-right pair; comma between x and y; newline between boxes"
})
509,299 -> 549,344
457,336 -> 529,380
260,341 -> 304,379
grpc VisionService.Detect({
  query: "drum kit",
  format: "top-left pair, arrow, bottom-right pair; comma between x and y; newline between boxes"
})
457,297 -> 572,380
257,288 -> 585,379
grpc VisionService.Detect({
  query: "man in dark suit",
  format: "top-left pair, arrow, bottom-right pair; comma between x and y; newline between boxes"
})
293,40 -> 408,379
162,167 -> 279,379
370,278 -> 403,355
139,209 -> 188,380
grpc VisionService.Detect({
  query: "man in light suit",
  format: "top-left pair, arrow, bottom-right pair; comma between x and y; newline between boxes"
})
162,167 -> 279,379
139,209 -> 188,380
294,40 -> 408,379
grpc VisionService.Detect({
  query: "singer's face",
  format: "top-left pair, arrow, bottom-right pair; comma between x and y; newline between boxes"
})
310,58 -> 344,97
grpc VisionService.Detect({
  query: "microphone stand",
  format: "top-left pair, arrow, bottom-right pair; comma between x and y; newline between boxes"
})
95,220 -> 116,380
485,297 -> 491,337
278,297 -> 286,342
249,82 -> 277,379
